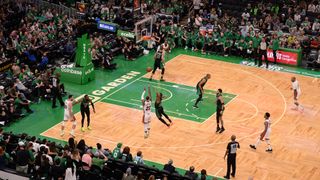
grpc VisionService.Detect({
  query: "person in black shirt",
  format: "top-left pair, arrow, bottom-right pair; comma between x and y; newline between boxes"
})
155,92 -> 172,127
149,46 -> 166,81
16,142 -> 32,174
50,74 -> 64,108
80,95 -> 95,132
185,166 -> 198,180
224,135 -> 240,179
163,159 -> 176,174
193,74 -> 211,108
216,89 -> 225,133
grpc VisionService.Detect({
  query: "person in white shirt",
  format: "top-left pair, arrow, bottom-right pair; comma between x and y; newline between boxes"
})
259,38 -> 269,68
291,77 -> 304,111
65,158 -> 76,180
141,86 -> 152,138
250,112 -> 273,152
241,10 -> 250,21
195,14 -> 203,27
61,95 -> 80,137
308,2 -> 316,12
134,151 -> 144,164
312,19 -> 320,32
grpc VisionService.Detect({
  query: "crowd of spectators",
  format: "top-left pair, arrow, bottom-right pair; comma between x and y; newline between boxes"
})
0,129 -> 211,180
143,0 -> 320,65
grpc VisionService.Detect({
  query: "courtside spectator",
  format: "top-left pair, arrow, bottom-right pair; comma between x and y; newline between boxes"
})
164,159 -> 176,174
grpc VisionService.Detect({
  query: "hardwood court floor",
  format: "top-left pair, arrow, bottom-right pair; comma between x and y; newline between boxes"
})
42,55 -> 320,180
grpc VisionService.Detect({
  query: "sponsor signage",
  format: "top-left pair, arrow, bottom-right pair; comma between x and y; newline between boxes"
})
97,21 -> 117,32
265,49 -> 299,66
117,30 -> 135,39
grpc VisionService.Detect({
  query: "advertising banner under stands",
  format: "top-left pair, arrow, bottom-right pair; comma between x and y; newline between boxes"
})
264,48 -> 302,66
117,30 -> 135,39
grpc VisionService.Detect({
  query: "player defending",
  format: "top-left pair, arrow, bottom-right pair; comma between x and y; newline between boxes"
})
141,86 -> 152,138
193,74 -> 211,108
155,92 -> 172,127
249,112 -> 273,152
149,46 -> 165,81
61,95 -> 79,137
216,89 -> 225,133
291,77 -> 304,111
80,95 -> 96,132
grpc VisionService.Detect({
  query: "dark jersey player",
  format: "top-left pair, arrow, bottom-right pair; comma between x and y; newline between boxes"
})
150,46 -> 165,81
193,74 -> 211,108
216,89 -> 225,133
80,95 -> 95,132
155,92 -> 172,127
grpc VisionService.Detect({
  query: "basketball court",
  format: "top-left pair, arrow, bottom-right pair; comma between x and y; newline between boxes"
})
40,54 -> 320,179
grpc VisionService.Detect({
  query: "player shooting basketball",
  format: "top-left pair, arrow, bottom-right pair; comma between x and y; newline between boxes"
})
155,92 -> 172,127
193,74 -> 211,108
149,45 -> 166,81
141,86 -> 152,138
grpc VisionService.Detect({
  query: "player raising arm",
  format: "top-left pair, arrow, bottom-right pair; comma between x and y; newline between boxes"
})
61,95 -> 81,137
141,86 -> 152,138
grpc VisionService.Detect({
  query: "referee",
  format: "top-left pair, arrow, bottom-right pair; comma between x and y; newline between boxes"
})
224,135 -> 240,179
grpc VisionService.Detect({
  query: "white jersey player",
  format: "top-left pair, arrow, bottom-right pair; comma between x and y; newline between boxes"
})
291,77 -> 304,111
61,95 -> 79,137
141,86 -> 152,138
250,112 -> 273,152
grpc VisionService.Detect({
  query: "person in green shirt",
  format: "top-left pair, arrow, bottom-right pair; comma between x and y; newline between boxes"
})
92,155 -> 107,170
217,33 -> 226,55
184,29 -> 193,50
191,31 -> 199,51
223,39 -> 232,57
271,34 -> 280,64
205,33 -> 214,53
112,143 -> 122,159
15,93 -> 33,114
196,33 -> 206,54
175,26 -> 184,47
252,33 -> 261,65
237,39 -> 247,58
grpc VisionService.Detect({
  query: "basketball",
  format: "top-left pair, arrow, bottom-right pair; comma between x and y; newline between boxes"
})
146,67 -> 152,72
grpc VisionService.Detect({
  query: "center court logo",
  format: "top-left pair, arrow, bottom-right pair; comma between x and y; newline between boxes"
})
91,71 -> 141,96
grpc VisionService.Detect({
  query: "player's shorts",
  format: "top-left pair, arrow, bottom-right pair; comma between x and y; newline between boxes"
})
154,61 -> 164,70
196,87 -> 202,95
143,114 -> 151,123
216,108 -> 223,117
155,108 -> 162,119
64,112 -> 71,121
294,90 -> 301,100
64,112 -> 75,121
264,129 -> 271,140
144,122 -> 150,132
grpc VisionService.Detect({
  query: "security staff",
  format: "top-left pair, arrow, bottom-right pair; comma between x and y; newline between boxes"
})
224,135 -> 240,179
